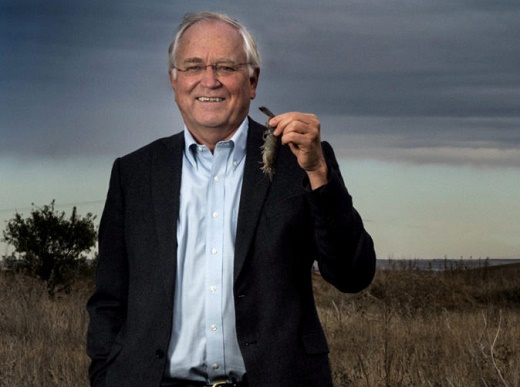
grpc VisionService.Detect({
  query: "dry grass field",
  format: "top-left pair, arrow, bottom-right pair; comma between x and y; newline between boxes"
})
316,262 -> 520,386
1,262 -> 519,386
0,274 -> 92,386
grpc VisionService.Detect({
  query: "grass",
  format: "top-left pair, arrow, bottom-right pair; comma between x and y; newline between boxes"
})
1,262 -> 519,386
0,274 -> 92,386
314,262 -> 520,386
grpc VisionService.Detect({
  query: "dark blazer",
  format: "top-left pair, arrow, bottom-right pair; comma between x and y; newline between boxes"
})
87,118 -> 376,387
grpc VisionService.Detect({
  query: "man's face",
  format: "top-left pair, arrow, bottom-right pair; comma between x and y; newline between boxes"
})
170,21 -> 259,142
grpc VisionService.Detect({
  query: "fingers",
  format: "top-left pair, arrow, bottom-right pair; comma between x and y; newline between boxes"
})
268,112 -> 321,153
269,112 -> 320,139
267,112 -> 328,180
267,111 -> 329,188
269,113 -> 321,156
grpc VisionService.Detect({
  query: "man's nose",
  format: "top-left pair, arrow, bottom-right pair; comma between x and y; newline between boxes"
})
200,66 -> 221,87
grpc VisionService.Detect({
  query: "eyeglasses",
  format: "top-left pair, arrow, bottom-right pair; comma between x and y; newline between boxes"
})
173,62 -> 250,77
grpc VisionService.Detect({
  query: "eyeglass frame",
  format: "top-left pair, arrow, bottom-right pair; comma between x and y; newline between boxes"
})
172,62 -> 252,77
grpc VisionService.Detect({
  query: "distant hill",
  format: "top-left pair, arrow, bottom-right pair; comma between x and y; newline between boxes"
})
376,258 -> 520,271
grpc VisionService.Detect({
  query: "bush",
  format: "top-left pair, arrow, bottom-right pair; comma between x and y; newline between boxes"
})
2,200 -> 97,297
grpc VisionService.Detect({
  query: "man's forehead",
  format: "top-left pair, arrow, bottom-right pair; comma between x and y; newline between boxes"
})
175,22 -> 246,62
180,19 -> 240,41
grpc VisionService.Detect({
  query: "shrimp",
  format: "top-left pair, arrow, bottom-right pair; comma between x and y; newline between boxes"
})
259,106 -> 277,182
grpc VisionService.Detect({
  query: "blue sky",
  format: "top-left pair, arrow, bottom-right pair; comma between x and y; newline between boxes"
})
1,0 -> 519,259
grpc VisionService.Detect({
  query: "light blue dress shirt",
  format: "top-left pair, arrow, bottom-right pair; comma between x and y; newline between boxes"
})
165,119 -> 248,383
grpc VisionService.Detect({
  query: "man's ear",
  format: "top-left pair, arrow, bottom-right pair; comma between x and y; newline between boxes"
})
169,68 -> 176,90
250,67 -> 260,100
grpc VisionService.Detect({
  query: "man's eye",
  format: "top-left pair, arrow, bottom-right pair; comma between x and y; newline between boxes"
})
217,65 -> 236,73
186,66 -> 204,72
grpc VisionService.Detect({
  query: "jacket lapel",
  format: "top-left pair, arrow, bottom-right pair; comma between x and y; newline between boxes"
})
234,118 -> 274,282
150,122 -> 272,292
152,133 -> 184,307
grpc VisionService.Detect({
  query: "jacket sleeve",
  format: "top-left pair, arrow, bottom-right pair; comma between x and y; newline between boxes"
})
86,158 -> 129,386
307,141 -> 376,293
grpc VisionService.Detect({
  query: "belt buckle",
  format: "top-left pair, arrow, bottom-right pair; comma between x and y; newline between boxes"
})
212,382 -> 229,387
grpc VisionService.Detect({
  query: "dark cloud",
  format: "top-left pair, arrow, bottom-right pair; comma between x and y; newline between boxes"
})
1,0 -> 519,166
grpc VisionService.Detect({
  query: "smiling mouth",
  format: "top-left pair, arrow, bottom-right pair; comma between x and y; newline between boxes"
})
197,97 -> 225,102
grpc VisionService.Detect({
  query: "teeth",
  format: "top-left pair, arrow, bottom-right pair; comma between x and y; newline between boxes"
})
197,97 -> 224,102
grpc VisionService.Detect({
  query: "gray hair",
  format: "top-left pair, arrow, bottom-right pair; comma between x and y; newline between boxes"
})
168,12 -> 260,77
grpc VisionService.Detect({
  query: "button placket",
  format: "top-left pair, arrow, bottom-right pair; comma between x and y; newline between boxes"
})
204,144 -> 229,379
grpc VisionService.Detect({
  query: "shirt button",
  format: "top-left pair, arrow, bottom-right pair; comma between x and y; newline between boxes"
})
210,286 -> 217,293
212,364 -> 220,370
214,176 -> 220,182
232,161 -> 238,167
211,325 -> 217,331
197,146 -> 203,152
211,248 -> 217,255
212,211 -> 218,218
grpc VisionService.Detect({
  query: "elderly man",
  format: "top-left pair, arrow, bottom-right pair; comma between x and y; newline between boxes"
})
87,11 -> 375,387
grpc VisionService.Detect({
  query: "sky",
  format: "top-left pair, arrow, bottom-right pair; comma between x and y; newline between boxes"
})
1,0 -> 519,259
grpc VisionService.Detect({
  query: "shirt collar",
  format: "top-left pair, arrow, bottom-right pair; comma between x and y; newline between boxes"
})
183,118 -> 248,169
